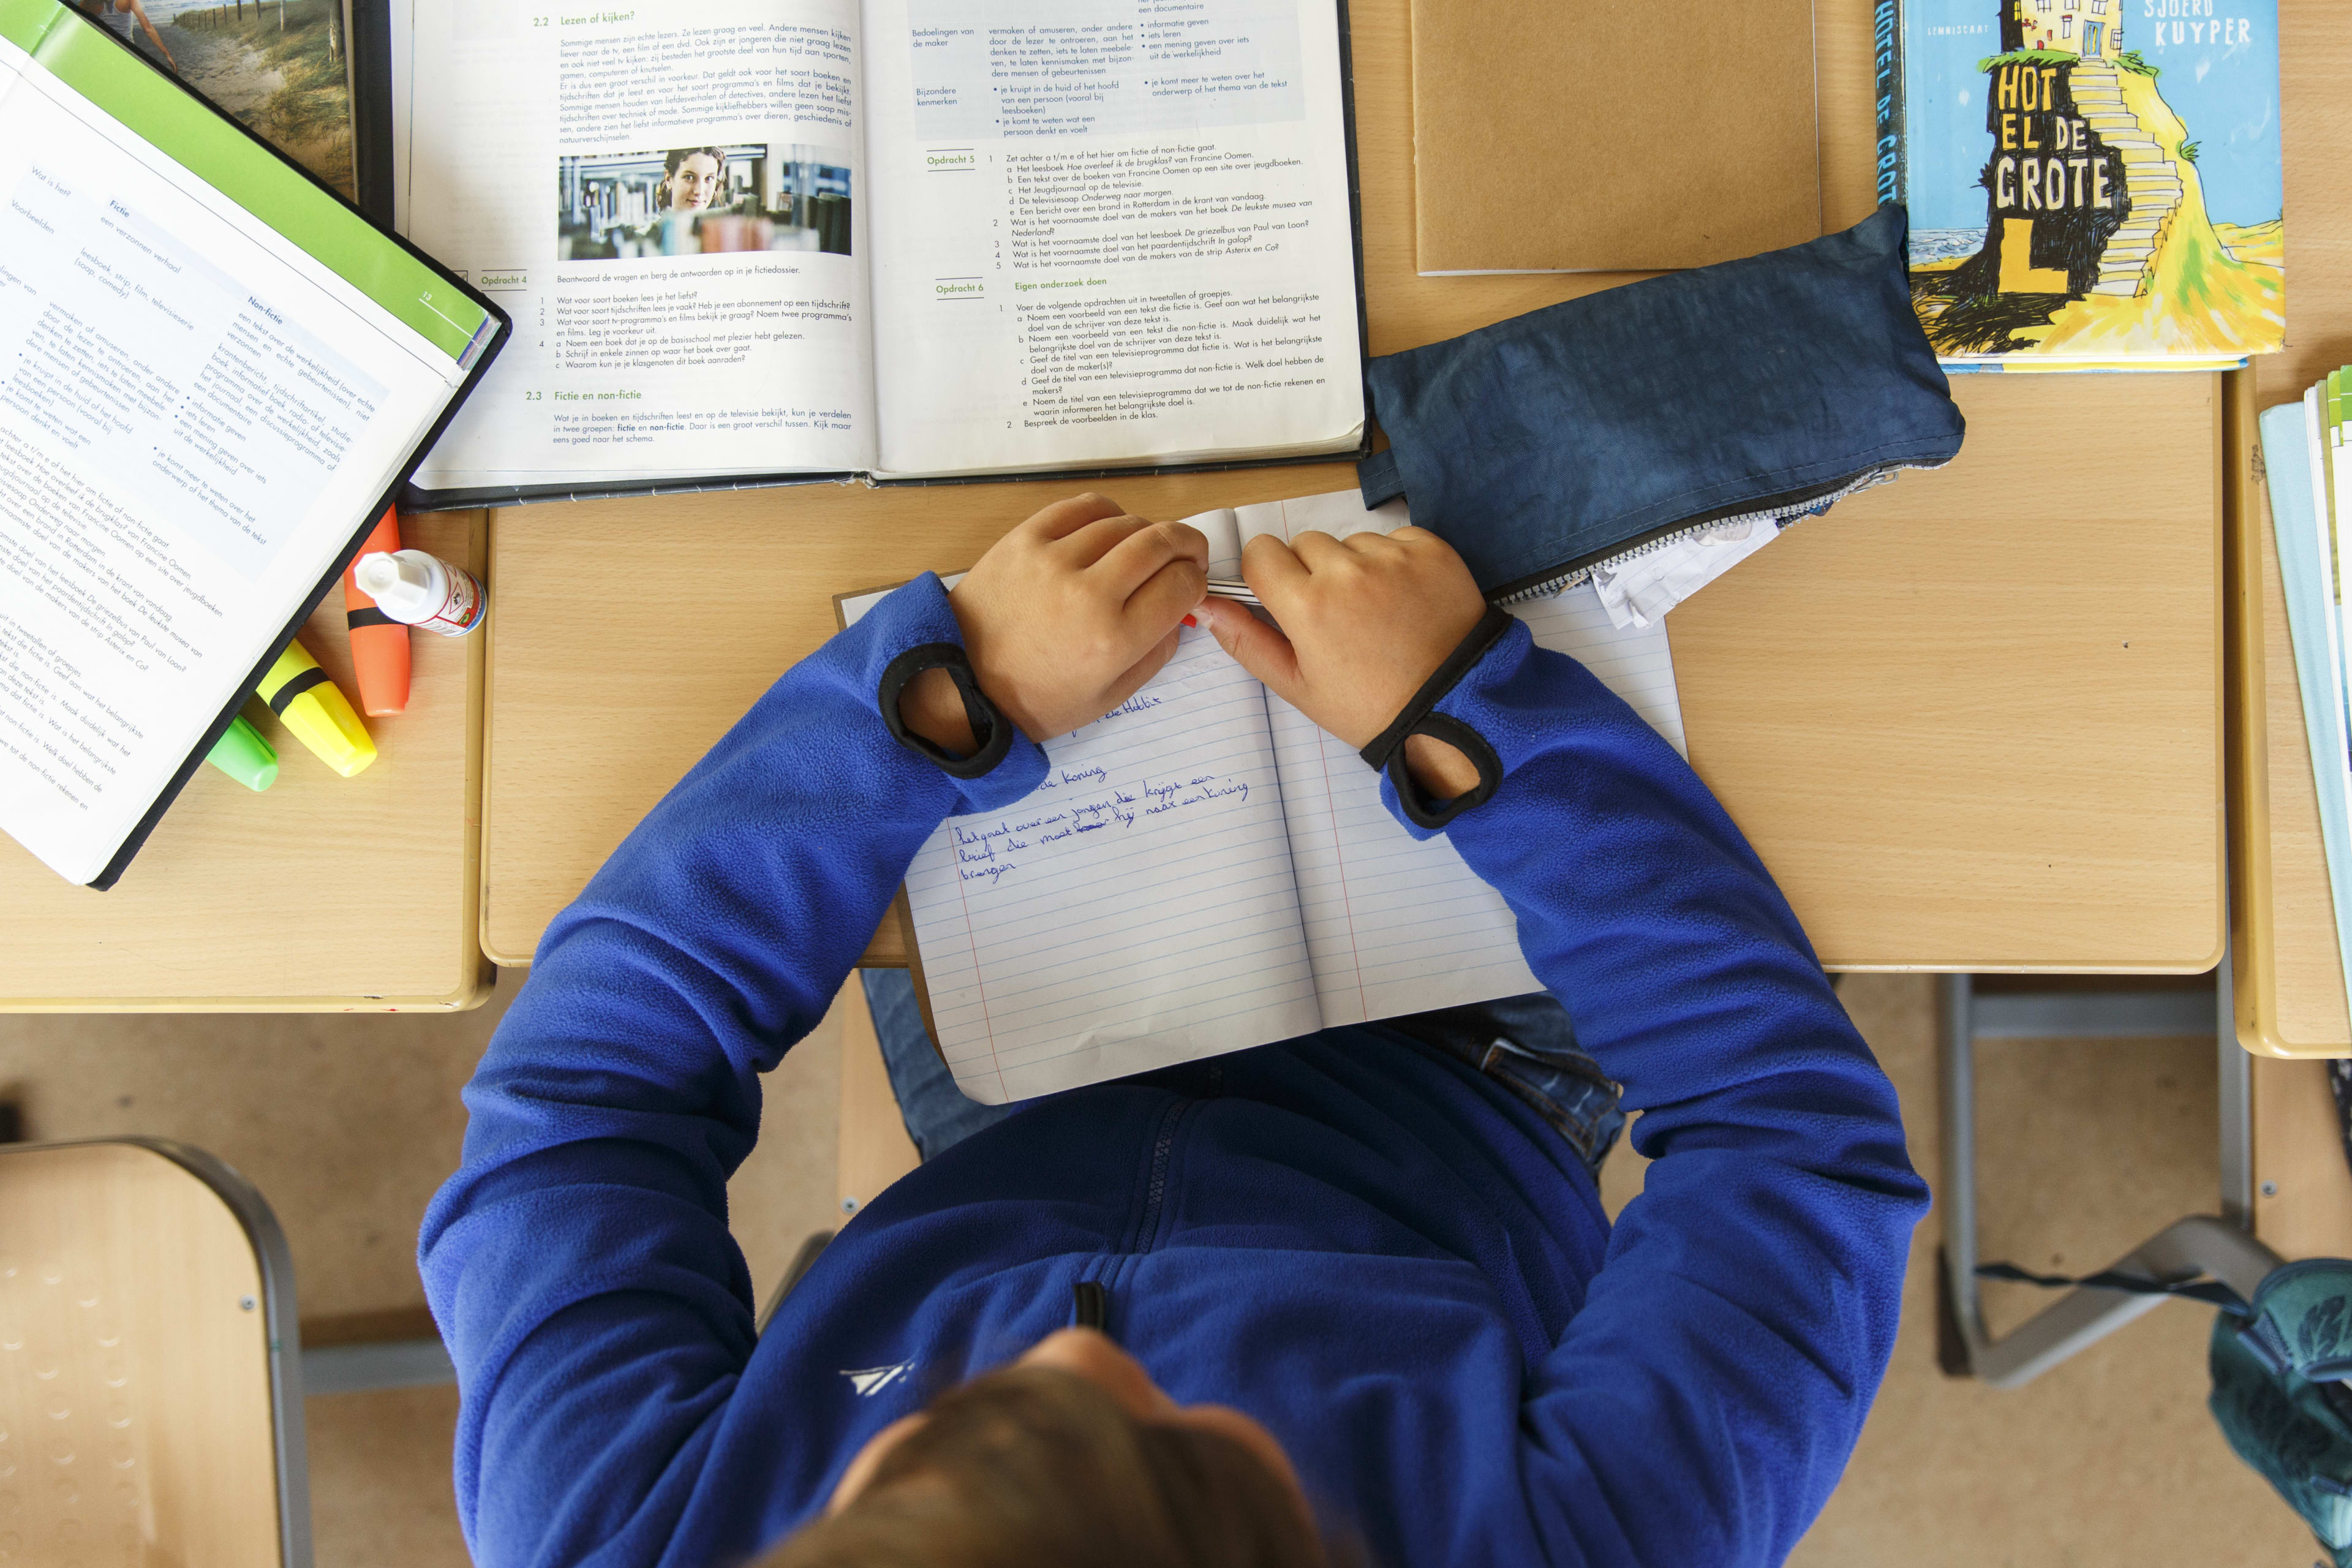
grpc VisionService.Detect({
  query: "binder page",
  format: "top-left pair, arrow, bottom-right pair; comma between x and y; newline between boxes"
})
843,589 -> 1319,1103
859,0 -> 1365,477
0,6 -> 490,883
397,0 -> 875,491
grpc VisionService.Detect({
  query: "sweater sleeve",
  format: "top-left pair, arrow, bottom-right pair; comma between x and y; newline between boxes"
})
1385,619 -> 1930,1568
417,575 -> 1047,1567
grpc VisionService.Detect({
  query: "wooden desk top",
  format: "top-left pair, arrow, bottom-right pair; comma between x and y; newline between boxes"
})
0,510 -> 492,1011
2228,0 -> 2352,1057
481,0 -> 2224,972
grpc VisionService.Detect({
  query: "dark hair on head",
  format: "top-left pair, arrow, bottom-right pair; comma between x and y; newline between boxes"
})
658,146 -> 728,206
760,1365 -> 1344,1568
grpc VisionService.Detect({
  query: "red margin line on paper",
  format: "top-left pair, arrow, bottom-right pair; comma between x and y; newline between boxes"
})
952,859 -> 1008,1102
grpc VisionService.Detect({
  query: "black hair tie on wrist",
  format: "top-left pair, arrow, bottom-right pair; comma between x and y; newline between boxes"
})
879,643 -> 1016,779
1382,712 -> 1504,829
1357,606 -> 1512,829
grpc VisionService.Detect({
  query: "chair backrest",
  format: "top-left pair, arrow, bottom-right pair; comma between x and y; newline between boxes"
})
0,1139 -> 308,1567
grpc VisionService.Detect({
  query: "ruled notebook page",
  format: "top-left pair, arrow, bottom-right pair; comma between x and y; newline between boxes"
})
846,486 -> 1689,1096
883,620 -> 1320,1104
1261,544 -> 1687,1027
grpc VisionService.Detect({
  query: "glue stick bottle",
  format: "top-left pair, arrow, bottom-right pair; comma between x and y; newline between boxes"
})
353,549 -> 487,638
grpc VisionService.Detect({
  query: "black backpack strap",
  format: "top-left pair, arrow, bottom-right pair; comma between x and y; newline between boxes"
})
1976,1259 -> 2248,1312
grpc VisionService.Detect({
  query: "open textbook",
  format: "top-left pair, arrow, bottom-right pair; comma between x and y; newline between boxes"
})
390,0 -> 1367,505
1,0 -> 503,888
841,490 -> 1685,1102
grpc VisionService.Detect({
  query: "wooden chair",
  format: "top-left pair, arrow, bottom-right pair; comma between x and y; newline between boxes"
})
0,1139 -> 309,1566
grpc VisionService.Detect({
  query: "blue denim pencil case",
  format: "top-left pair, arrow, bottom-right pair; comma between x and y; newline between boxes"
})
1357,205 -> 1966,602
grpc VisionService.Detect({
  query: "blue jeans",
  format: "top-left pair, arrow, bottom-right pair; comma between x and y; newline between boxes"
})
859,969 -> 1017,1161
1379,992 -> 1625,1176
859,972 -> 1624,1176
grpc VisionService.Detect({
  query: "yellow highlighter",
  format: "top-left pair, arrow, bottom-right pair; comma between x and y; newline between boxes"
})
256,639 -> 377,778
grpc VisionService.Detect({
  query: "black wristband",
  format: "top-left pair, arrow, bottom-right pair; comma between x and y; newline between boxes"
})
878,643 -> 1016,779
1357,605 -> 1513,774
1384,712 -> 1503,830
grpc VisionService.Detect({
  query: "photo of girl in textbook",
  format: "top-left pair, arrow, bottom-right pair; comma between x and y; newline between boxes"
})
555,142 -> 853,262
658,144 -> 725,211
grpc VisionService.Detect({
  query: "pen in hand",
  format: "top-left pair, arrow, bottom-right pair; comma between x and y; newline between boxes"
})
1202,578 -> 1262,607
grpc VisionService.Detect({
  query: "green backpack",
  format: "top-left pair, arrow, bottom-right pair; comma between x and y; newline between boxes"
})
1983,1251 -> 2352,1562
2209,1259 -> 2352,1566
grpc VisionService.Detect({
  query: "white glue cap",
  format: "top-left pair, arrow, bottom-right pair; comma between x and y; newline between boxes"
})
355,550 -> 440,623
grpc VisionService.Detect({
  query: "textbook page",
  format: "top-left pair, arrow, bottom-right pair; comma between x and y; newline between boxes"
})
0,9 -> 491,883
398,0 -> 874,491
1199,489 -> 1687,1026
843,589 -> 1319,1104
860,0 -> 1365,477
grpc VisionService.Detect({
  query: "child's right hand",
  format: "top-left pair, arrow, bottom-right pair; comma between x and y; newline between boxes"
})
922,493 -> 1208,745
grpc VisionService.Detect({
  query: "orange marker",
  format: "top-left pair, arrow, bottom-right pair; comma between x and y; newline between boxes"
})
343,507 -> 411,715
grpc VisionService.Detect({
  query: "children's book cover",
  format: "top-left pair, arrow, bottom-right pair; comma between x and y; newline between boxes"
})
1877,0 -> 2282,363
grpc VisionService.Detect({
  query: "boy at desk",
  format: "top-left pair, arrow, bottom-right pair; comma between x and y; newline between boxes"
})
423,494 -> 1926,1566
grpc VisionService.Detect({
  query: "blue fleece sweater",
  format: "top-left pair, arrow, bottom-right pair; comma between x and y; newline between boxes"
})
420,575 -> 1928,1568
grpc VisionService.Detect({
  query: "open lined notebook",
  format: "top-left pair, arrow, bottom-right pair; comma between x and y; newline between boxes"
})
841,491 -> 1684,1103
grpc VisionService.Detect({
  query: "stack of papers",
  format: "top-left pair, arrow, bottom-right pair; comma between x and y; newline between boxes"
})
2257,378 -> 2352,1003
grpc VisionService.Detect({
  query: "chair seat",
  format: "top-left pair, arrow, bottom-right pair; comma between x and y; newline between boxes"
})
0,1141 -> 295,1566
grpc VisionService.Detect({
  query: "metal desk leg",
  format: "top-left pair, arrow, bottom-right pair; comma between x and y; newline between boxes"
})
2218,946 -> 2255,1230
1937,972 -> 2280,1389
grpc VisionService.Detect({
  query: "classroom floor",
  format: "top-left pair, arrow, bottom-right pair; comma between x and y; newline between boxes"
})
0,973 -> 2326,1567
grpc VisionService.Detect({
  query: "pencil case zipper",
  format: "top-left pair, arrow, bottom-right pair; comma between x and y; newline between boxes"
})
1485,462 -> 1930,605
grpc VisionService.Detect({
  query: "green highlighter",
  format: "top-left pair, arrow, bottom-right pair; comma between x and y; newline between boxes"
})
205,714 -> 279,793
